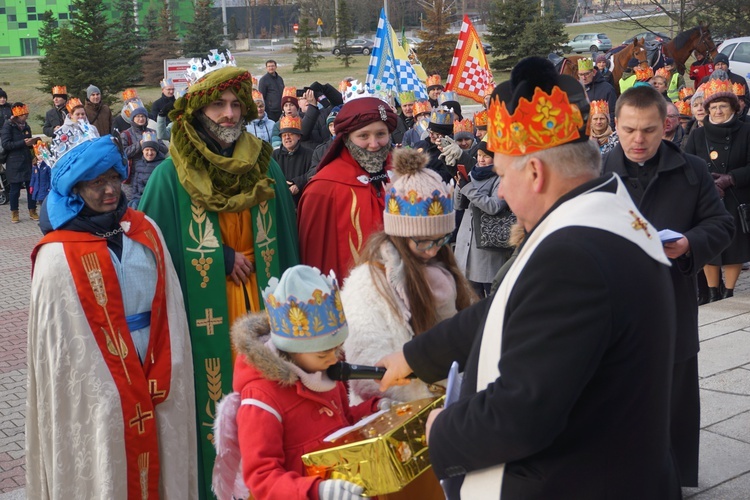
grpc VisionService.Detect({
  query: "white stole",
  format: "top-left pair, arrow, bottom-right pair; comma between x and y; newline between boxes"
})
460,175 -> 669,499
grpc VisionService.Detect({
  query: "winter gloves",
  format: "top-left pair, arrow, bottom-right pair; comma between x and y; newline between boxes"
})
438,136 -> 463,167
712,172 -> 735,198
318,479 -> 369,499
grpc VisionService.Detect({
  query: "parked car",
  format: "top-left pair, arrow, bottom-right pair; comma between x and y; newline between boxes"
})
623,32 -> 672,45
332,38 -> 374,56
482,42 -> 492,55
568,33 -> 613,54
717,37 -> 750,86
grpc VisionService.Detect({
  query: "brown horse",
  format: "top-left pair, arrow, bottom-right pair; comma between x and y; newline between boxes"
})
557,38 -> 648,95
663,24 -> 718,75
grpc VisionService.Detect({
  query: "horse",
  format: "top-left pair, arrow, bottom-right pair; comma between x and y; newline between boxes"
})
663,24 -> 718,75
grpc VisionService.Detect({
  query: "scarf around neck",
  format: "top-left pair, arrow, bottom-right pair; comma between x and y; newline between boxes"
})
590,126 -> 613,146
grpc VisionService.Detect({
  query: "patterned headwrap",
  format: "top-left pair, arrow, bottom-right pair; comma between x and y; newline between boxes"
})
45,136 -> 128,229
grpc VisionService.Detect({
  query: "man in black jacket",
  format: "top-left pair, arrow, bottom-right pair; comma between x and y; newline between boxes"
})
149,78 -> 176,125
602,85 -> 734,487
272,115 -> 313,206
380,58 -> 682,500
258,60 -> 285,122
42,85 -> 67,137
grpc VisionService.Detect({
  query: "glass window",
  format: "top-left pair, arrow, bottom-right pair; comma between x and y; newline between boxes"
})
59,13 -> 67,19
7,14 -> 15,21
18,22 -> 26,28
720,43 -> 736,57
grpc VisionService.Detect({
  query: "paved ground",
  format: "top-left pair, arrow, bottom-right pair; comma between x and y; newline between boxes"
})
0,191 -> 749,498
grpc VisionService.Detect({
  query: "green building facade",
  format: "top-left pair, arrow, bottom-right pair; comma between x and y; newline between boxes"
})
0,0 -> 198,57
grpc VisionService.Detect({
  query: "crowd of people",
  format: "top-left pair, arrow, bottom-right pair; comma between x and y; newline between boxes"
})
17,43 -> 749,500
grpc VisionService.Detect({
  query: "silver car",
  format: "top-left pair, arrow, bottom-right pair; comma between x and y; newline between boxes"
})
568,33 -> 613,54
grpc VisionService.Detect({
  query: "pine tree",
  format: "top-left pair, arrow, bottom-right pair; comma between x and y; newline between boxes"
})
182,0 -> 226,57
515,7 -> 569,63
415,0 -> 456,77
335,0 -> 356,68
109,0 -> 144,87
293,18 -> 324,72
37,0 -> 142,104
141,6 -> 182,85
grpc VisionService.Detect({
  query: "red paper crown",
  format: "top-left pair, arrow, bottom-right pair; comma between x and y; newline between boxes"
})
279,115 -> 302,132
51,85 -> 67,96
122,88 -> 138,101
413,100 -> 432,117
339,79 -> 352,94
473,109 -> 488,128
675,100 -> 692,117
33,141 -> 49,158
282,87 -> 297,98
655,67 -> 671,80
703,78 -> 734,101
11,103 -> 28,117
635,67 -> 654,82
733,82 -> 746,97
679,87 -> 695,100
589,99 -> 609,117
426,74 -> 442,88
252,89 -> 263,101
487,86 -> 584,156
252,76 -> 258,87
453,118 -> 474,135
66,98 -> 83,113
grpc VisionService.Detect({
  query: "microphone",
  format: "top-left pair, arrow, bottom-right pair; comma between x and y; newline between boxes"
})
326,362 -> 417,381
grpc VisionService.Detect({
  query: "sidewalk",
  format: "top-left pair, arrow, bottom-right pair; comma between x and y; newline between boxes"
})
0,193 -> 749,498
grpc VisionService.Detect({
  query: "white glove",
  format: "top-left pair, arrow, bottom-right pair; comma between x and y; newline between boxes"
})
438,136 -> 463,167
318,479 -> 368,500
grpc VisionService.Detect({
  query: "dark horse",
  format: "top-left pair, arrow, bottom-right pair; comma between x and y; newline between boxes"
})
663,25 -> 718,75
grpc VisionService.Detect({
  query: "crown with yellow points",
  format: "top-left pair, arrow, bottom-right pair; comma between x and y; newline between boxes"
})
398,91 -> 416,104
140,131 -> 158,147
635,66 -> 654,81
11,103 -> 28,117
185,49 -> 236,86
430,106 -> 453,126
282,86 -> 297,99
589,99 -> 609,117
487,86 -> 584,156
122,88 -> 138,101
473,109 -> 488,128
252,76 -> 258,87
655,67 -> 671,80
679,87 -> 695,100
439,91 -> 459,105
426,74 -> 443,88
51,85 -> 67,96
733,82 -> 746,97
453,118 -> 474,135
252,89 -> 263,101
577,58 -> 594,72
65,98 -> 83,114
413,100 -> 432,117
675,100 -> 692,117
279,115 -> 302,134
703,78 -> 737,105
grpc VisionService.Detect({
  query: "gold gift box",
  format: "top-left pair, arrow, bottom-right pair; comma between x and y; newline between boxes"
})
302,397 -> 444,496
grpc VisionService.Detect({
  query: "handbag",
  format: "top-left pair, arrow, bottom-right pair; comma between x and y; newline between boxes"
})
731,190 -> 750,234
471,204 -> 517,249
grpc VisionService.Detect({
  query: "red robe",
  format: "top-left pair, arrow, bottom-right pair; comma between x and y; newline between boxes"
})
298,148 -> 390,279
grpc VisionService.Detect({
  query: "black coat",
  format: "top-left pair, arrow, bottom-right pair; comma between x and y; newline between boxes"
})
149,94 -> 176,123
683,116 -> 750,264
43,105 -> 66,137
272,143 -> 313,205
1,119 -> 33,183
603,141 -> 733,359
0,103 -> 12,128
404,175 -> 681,500
258,72 -> 285,122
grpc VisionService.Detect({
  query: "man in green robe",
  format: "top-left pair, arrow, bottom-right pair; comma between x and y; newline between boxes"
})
139,51 -> 299,498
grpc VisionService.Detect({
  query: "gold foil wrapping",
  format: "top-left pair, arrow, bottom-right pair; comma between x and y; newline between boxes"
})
302,397 -> 444,496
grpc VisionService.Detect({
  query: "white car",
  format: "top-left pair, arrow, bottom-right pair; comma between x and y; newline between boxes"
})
717,37 -> 750,86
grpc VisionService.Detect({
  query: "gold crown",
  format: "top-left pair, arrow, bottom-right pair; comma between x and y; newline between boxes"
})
426,74 -> 442,87
577,58 -> 594,72
487,86 -> 584,156
589,99 -> 609,117
51,85 -> 67,95
252,89 -> 263,101
65,98 -> 83,113
413,100 -> 432,116
703,78 -> 734,101
282,87 -> 297,99
675,100 -> 691,116
733,82 -> 746,97
398,91 -> 417,104
473,109 -> 488,127
679,87 -> 695,100
655,67 -> 671,80
11,103 -> 28,117
122,88 -> 138,101
635,66 -> 654,81
279,115 -> 302,131
453,118 -> 474,135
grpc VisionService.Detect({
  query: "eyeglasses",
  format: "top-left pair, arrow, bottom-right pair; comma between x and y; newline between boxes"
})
577,71 -> 593,78
410,234 -> 452,251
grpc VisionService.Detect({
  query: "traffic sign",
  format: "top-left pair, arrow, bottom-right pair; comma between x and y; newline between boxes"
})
317,18 -> 323,26
293,23 -> 299,34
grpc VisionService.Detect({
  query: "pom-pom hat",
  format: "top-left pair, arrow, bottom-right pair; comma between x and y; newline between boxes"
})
262,265 -> 348,354
383,148 -> 455,237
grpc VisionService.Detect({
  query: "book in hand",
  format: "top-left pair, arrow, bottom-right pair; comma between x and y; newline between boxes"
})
658,229 -> 684,244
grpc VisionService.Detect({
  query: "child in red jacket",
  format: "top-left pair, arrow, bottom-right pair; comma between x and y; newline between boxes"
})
212,265 -> 383,500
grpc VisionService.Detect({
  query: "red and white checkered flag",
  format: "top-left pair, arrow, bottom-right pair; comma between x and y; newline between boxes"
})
445,15 -> 495,104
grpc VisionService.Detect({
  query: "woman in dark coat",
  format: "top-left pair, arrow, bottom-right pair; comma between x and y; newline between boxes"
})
684,80 -> 750,300
0,102 -> 38,222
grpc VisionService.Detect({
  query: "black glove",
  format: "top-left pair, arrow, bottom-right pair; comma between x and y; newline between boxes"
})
158,101 -> 174,117
712,172 -> 735,191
